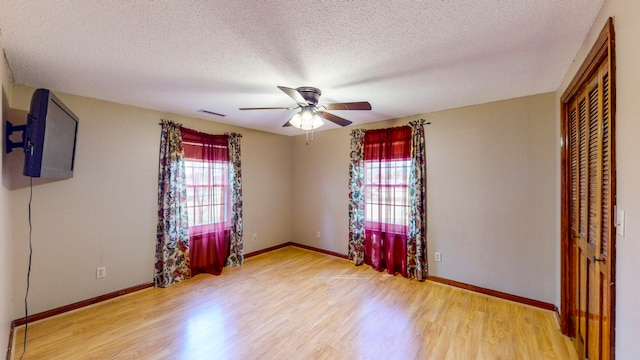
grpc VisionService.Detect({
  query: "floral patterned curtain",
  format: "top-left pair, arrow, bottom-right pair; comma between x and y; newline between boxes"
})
225,132 -> 244,267
407,119 -> 428,280
155,120 -> 191,287
348,129 -> 366,265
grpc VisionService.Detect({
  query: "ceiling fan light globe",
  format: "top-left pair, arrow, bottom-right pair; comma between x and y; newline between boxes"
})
299,115 -> 324,131
312,114 -> 324,129
301,110 -> 313,122
289,113 -> 303,128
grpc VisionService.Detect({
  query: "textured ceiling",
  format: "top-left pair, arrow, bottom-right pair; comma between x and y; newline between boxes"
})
0,0 -> 603,135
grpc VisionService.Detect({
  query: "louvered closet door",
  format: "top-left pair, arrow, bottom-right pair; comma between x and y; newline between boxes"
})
568,58 -> 612,360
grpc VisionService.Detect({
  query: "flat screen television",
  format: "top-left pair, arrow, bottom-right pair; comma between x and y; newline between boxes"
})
23,89 -> 79,178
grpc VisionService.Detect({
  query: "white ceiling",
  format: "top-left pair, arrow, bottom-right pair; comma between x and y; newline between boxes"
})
0,1 -> 603,136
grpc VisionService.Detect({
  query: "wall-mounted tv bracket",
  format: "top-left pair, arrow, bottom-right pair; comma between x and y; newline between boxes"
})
5,120 -> 26,154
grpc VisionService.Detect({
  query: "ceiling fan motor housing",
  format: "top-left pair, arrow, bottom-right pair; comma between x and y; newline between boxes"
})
296,86 -> 322,106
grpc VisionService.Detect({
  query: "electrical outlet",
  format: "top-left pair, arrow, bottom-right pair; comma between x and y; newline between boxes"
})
252,234 -> 257,242
434,252 -> 442,262
316,231 -> 321,239
96,266 -> 106,279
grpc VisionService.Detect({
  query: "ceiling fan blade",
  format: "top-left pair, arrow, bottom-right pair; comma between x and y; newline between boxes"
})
239,106 -> 297,110
322,102 -> 372,111
318,111 -> 352,127
278,86 -> 309,106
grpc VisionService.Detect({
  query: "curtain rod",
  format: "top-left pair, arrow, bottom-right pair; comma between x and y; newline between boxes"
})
159,120 -> 243,138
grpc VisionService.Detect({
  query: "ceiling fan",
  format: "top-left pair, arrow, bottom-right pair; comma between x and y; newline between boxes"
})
239,86 -> 371,130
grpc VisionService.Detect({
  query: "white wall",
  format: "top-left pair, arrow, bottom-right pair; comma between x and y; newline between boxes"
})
557,2 -> 640,357
0,36 -> 15,357
291,93 -> 557,304
7,85 -> 292,318
290,130 -> 351,253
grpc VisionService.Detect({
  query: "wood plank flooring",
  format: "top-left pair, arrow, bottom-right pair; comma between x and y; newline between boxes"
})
11,246 -> 577,359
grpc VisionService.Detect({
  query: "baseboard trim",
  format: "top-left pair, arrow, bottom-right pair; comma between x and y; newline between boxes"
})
244,242 -> 293,258
245,242 -> 349,260
289,242 -> 349,260
12,282 -> 153,327
427,275 -> 557,312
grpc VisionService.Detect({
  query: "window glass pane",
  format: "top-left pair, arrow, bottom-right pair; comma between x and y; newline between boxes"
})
370,187 -> 379,203
214,186 -> 223,205
187,207 -> 195,227
195,187 -> 208,205
395,205 -> 406,225
186,187 -> 194,206
394,187 -> 406,206
369,204 -> 379,222
202,205 -> 211,224
193,205 -> 201,225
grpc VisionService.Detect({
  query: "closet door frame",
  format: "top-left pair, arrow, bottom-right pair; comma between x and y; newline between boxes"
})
560,17 -> 616,359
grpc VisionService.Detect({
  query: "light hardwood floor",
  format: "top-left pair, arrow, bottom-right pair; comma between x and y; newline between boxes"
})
11,246 -> 577,359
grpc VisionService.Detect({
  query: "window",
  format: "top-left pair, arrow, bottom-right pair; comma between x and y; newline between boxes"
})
363,126 -> 411,233
181,129 -> 231,236
364,159 -> 410,227
184,159 -> 230,231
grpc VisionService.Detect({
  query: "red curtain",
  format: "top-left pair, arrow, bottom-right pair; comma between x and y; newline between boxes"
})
363,126 -> 411,276
181,128 -> 231,276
